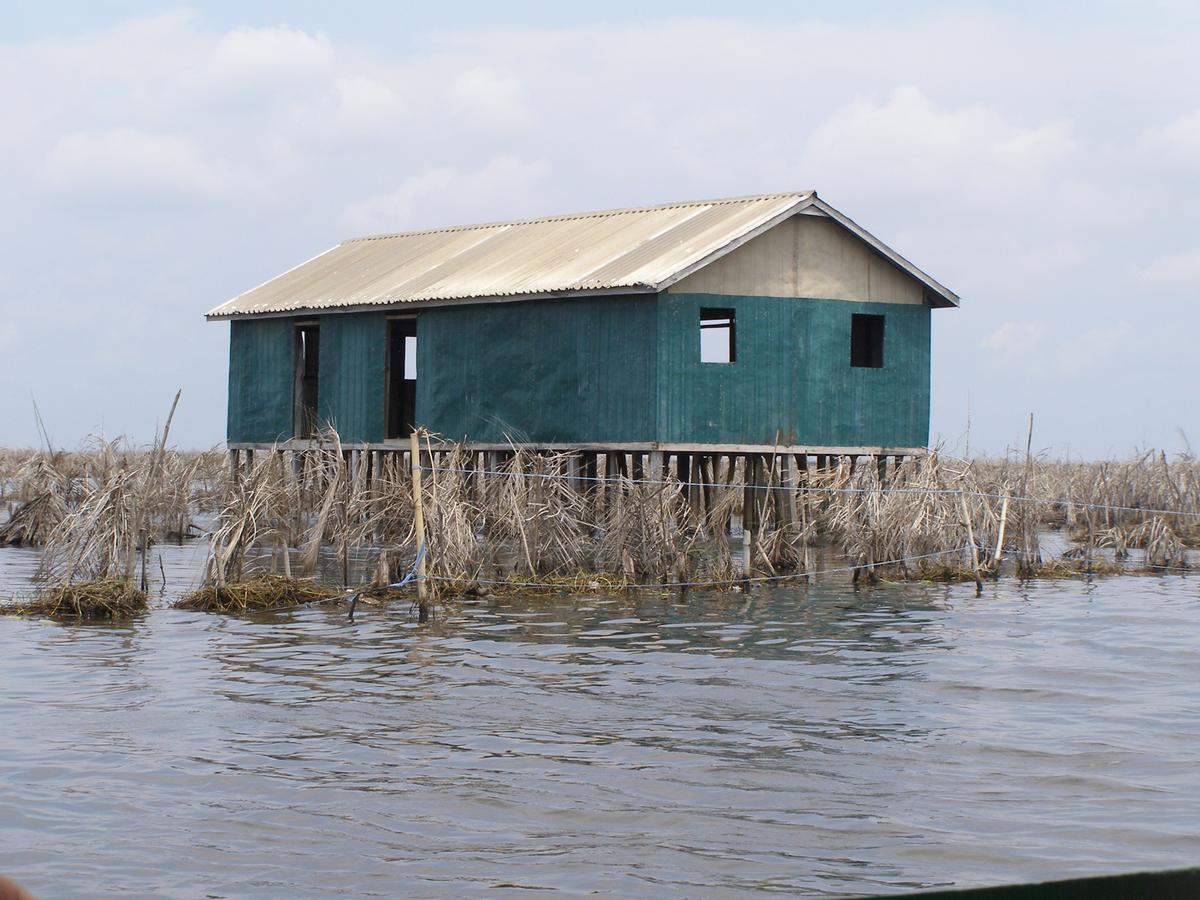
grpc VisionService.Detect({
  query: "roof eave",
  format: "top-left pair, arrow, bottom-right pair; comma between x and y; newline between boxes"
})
808,197 -> 960,308
204,282 -> 661,321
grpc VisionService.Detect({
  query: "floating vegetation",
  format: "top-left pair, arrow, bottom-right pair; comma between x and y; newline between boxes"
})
3,413 -> 1200,623
1030,558 -> 1126,578
444,572 -> 632,598
3,580 -> 148,620
175,575 -> 335,613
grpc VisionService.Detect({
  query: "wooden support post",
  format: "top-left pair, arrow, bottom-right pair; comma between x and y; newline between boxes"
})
678,452 -> 691,490
778,454 -> 795,527
740,456 -> 751,534
720,454 -> 736,535
411,430 -> 430,622
570,452 -> 586,493
741,523 -> 753,591
649,450 -> 664,483
876,454 -> 888,484
699,455 -> 714,519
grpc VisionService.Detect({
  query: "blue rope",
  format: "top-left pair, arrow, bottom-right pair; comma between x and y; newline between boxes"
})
348,542 -> 426,621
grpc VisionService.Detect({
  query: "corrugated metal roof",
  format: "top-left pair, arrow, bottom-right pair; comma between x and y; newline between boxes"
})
207,191 -> 958,318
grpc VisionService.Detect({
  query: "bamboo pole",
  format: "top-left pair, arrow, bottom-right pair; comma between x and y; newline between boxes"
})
960,491 -> 982,595
411,429 -> 430,622
992,495 -> 1010,572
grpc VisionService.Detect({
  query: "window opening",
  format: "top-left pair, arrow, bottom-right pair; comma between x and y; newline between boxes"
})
294,321 -> 320,438
386,318 -> 418,439
700,308 -> 736,364
850,314 -> 884,368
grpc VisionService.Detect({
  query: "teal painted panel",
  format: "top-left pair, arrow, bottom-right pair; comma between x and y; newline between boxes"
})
227,318 -> 293,443
658,293 -> 931,447
417,296 -> 658,443
317,311 -> 387,444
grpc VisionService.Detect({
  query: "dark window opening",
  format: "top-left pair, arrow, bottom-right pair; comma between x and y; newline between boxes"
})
294,321 -> 320,437
700,308 -> 736,364
386,318 -> 418,439
850,314 -> 884,368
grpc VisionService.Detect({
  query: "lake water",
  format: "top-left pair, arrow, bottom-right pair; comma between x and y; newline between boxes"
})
1,542 -> 1198,897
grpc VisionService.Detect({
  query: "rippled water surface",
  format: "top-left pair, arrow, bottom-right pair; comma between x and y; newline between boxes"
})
1,547 -> 1198,897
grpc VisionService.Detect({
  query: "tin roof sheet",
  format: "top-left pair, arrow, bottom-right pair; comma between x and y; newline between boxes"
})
207,191 -> 958,318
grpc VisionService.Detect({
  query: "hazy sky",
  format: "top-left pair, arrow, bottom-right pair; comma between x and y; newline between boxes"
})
2,2 -> 1197,456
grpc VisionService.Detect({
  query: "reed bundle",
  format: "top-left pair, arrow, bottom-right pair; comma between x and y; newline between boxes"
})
5,419 -> 1200,616
2,580 -> 147,620
176,575 -> 331,613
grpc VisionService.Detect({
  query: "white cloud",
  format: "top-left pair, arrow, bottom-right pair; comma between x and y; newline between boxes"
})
980,321 -> 1046,354
799,86 -> 1076,204
339,156 -> 550,234
1140,247 -> 1200,291
1055,323 -> 1133,377
1139,109 -> 1200,160
0,9 -> 1198,452
448,66 -> 531,130
41,128 -> 238,207
207,25 -> 334,92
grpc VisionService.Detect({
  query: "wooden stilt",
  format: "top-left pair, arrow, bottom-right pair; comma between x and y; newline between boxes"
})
649,450 -> 664,483
411,430 -> 430,623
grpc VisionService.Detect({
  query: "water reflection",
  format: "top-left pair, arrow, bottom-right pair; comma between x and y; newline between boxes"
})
1,542 -> 1199,897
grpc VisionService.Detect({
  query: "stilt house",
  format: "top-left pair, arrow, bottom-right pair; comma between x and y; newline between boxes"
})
208,192 -> 957,460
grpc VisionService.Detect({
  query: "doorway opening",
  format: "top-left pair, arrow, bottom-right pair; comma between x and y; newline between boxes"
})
386,318 -> 417,439
294,320 -> 320,438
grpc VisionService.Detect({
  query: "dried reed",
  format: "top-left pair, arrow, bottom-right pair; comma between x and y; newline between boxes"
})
3,580 -> 148,620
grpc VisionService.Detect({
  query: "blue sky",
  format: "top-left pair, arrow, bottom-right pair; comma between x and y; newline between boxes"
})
1,3 -> 1197,454
2,2 -> 1081,41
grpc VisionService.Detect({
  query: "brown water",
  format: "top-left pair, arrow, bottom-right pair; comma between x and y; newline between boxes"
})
1,543 -> 1198,897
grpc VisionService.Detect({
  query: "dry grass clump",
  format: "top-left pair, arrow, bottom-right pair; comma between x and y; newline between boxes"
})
176,575 -> 334,613
2,580 -> 148,620
0,491 -> 67,547
11,414 -> 1200,610
910,560 -> 979,582
441,571 -> 632,598
1027,557 -> 1125,578
0,453 -> 70,546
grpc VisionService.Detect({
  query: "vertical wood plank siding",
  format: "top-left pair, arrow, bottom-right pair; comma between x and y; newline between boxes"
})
225,292 -> 930,447
227,318 -> 294,443
417,295 -> 658,443
658,293 -> 930,446
317,311 -> 387,443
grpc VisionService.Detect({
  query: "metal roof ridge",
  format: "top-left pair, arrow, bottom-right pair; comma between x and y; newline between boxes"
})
344,191 -> 815,244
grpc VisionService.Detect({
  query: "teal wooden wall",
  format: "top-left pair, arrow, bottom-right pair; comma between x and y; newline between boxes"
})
418,296 -> 658,443
227,318 -> 293,443
226,293 -> 931,447
316,311 -> 387,443
658,293 -> 930,447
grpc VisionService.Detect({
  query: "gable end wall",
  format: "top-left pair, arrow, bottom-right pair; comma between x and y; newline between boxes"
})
668,215 -> 926,305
